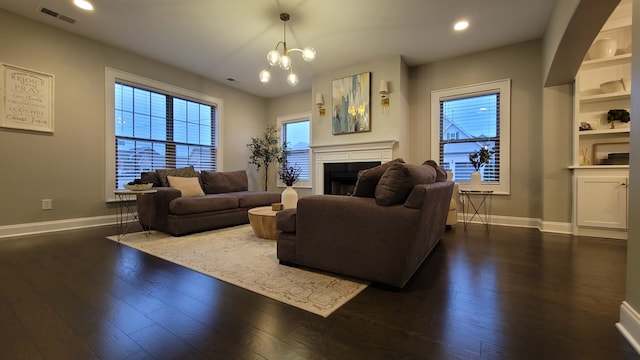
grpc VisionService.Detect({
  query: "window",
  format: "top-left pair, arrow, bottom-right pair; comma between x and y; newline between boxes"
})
277,112 -> 312,188
430,79 -> 510,194
105,68 -> 222,201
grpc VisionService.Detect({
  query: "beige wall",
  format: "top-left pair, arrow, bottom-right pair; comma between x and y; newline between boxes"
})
542,0 -> 581,84
541,85 -> 574,223
409,40 -> 544,219
0,10 -> 267,226
311,56 -> 410,158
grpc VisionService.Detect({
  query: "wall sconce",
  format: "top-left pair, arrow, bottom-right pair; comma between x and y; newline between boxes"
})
379,80 -> 389,108
315,93 -> 325,116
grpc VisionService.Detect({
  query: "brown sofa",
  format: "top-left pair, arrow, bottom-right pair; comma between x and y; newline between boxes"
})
276,160 -> 454,288
136,167 -> 281,236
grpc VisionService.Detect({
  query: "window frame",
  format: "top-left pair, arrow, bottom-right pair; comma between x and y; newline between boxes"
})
430,79 -> 510,195
277,112 -> 312,189
105,68 -> 224,202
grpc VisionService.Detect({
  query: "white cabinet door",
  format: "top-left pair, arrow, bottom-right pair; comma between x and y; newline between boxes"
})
576,176 -> 628,229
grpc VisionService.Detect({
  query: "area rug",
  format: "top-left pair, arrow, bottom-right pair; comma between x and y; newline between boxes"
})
107,225 -> 368,317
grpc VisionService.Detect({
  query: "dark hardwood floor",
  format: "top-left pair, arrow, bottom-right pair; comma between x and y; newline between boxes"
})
0,223 -> 637,360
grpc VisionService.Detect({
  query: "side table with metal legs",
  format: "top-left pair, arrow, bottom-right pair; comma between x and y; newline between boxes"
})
114,189 -> 157,240
460,189 -> 493,232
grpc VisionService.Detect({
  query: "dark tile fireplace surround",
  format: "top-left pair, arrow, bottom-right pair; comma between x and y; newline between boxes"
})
323,161 -> 381,195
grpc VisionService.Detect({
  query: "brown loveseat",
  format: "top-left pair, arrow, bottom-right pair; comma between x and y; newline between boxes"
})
136,167 -> 281,236
276,160 -> 454,288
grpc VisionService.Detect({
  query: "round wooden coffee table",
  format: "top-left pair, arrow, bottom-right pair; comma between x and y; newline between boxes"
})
248,206 -> 280,240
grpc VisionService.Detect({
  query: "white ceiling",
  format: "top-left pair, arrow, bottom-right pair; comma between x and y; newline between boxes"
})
0,0 -> 557,98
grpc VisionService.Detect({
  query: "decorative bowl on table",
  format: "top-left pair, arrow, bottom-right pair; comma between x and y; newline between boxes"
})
124,183 -> 153,191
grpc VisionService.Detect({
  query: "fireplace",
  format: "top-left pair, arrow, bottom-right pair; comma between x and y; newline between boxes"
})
324,162 -> 380,195
311,140 -> 398,195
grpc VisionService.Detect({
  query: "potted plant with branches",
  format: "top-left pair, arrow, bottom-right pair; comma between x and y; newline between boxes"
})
247,124 -> 282,191
278,143 -> 302,208
468,145 -> 495,189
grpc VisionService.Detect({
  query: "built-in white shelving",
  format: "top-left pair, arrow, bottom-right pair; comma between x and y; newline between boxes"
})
570,0 -> 631,239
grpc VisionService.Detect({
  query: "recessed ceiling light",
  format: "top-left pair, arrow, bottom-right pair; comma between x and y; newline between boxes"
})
73,0 -> 94,11
454,20 -> 469,31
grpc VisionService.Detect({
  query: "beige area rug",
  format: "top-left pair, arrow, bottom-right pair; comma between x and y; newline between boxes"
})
107,225 -> 368,317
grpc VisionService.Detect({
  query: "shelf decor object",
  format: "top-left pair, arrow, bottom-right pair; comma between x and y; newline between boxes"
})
589,38 -> 618,60
607,109 -> 630,123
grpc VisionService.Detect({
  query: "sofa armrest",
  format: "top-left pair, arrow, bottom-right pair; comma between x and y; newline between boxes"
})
409,181 -> 454,265
137,187 -> 181,232
295,195 -> 421,283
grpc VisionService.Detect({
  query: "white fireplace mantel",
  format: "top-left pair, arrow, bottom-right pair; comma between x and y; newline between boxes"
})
311,140 -> 398,194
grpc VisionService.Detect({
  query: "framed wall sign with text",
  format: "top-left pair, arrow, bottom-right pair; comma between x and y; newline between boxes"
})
0,63 -> 54,133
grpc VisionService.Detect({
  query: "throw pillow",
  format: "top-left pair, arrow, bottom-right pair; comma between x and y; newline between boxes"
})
200,170 -> 249,194
375,163 -> 437,206
140,171 -> 161,187
352,158 -> 405,198
156,166 -> 199,187
167,176 -> 205,197
422,160 -> 447,182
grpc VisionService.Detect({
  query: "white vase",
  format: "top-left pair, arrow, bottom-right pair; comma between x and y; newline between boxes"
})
470,171 -> 481,190
282,186 -> 298,209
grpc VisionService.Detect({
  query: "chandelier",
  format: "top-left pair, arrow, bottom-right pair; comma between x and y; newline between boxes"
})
259,13 -> 316,86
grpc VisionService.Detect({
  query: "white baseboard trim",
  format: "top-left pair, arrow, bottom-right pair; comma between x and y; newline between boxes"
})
573,226 -> 628,240
0,215 -> 118,239
0,213 -> 608,240
540,221 -> 573,234
617,301 -> 640,356
456,213 -> 561,231
489,214 -> 539,229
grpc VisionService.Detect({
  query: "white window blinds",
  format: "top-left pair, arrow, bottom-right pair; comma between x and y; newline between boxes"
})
114,83 -> 217,189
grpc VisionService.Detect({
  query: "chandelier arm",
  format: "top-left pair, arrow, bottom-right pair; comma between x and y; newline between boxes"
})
273,41 -> 285,52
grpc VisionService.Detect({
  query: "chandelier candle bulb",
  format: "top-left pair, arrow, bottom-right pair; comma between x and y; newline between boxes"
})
280,55 -> 291,70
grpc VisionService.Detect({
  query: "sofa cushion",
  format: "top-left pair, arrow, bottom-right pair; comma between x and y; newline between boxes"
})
231,191 -> 281,208
168,194 -> 238,215
167,176 -> 205,197
140,171 -> 162,187
156,166 -> 199,187
352,158 -> 405,198
375,163 -> 437,206
422,160 -> 447,182
276,208 -> 297,233
201,170 -> 248,194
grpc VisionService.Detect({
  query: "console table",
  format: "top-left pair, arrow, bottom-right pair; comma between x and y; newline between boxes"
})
114,189 -> 156,240
460,189 -> 493,232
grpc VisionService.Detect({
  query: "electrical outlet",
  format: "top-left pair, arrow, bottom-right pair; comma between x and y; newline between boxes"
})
42,199 -> 52,210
